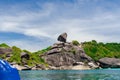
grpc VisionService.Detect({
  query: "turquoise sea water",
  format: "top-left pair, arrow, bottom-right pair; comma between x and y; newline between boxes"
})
19,69 -> 120,80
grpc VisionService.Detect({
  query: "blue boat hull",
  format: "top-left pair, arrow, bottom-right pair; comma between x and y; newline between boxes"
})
0,60 -> 20,80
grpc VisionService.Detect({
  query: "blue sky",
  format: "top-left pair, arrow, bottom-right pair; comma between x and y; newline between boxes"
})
0,0 -> 120,51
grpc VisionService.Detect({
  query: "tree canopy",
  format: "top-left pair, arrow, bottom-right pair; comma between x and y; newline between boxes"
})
83,40 -> 120,61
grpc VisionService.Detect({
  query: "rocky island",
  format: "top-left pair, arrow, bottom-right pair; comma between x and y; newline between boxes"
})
0,33 -> 120,70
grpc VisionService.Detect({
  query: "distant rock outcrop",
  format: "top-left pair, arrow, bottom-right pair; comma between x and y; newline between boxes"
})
99,57 -> 120,68
21,52 -> 30,60
0,47 -> 12,54
57,33 -> 67,43
42,42 -> 98,70
41,33 -> 99,69
0,33 -> 102,70
0,47 -> 12,58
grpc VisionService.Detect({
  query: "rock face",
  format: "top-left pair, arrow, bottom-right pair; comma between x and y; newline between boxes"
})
0,47 -> 12,54
42,42 -> 98,69
0,48 -> 12,58
99,57 -> 120,68
57,33 -> 67,43
21,52 -> 30,60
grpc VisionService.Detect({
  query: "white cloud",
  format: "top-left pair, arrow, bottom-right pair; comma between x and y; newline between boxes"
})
8,40 -> 48,52
0,1 -> 120,51
0,38 -> 54,52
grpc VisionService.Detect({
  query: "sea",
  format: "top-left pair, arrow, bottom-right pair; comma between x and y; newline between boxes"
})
19,69 -> 120,80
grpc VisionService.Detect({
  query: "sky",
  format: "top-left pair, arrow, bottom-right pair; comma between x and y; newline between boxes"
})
0,0 -> 120,51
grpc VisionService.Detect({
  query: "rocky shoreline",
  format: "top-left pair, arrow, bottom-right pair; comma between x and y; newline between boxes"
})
6,40 -> 99,70
10,42 -> 100,70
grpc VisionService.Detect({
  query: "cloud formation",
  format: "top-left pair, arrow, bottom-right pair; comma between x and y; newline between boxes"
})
0,0 -> 120,51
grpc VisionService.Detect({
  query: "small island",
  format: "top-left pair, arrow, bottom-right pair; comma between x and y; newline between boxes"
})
0,33 -> 120,70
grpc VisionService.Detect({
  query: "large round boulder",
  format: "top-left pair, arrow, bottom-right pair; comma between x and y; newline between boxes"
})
57,33 -> 67,43
99,57 -> 120,68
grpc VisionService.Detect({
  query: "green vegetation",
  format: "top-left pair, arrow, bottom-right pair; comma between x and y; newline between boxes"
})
22,46 -> 52,66
72,40 -> 80,46
34,46 -> 52,55
0,54 -> 6,59
0,43 -> 10,48
0,41 -> 120,66
8,46 -> 22,64
0,44 -> 51,66
83,40 -> 120,61
0,43 -> 10,59
22,50 -> 45,66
